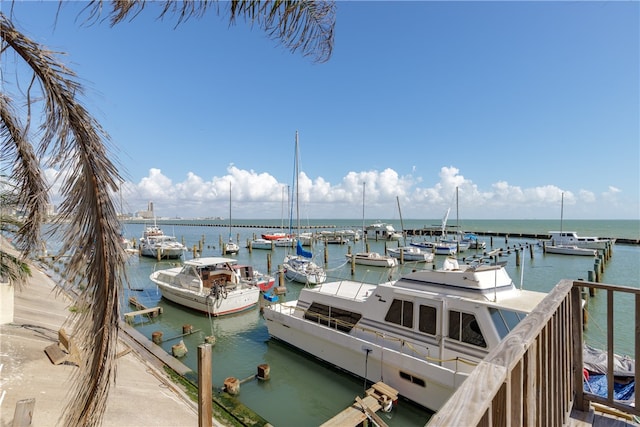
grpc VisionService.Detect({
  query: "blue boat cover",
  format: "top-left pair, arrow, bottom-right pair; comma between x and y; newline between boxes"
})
296,240 -> 313,258
584,374 -> 635,402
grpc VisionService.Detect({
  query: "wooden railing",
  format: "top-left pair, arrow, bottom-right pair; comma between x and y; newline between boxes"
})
427,279 -> 639,426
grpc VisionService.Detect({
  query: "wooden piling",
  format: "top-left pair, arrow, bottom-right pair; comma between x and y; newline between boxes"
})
198,343 -> 212,427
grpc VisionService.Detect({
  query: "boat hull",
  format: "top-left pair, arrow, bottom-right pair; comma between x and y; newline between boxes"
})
545,245 -> 597,256
345,253 -> 398,268
156,281 -> 260,316
139,247 -> 184,259
264,306 -> 468,412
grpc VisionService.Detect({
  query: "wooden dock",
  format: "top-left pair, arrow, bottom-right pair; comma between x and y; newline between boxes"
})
124,297 -> 163,323
321,382 -> 398,427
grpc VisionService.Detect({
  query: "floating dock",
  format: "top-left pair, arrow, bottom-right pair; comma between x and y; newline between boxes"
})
321,382 -> 398,427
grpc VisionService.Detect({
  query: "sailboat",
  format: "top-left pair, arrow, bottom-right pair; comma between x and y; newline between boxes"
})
283,132 -> 326,285
224,182 -> 240,254
387,196 -> 434,263
544,193 -> 597,256
345,183 -> 398,268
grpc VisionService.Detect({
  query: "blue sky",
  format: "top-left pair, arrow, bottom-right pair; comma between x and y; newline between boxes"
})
4,1 -> 639,220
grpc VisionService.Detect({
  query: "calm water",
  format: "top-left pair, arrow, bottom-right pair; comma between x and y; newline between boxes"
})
113,219 -> 638,426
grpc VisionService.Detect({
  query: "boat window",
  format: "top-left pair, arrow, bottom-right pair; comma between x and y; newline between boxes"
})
418,305 -> 437,335
328,307 -> 362,333
489,307 -> 527,339
304,303 -> 361,333
448,310 -> 486,348
385,299 -> 414,329
399,371 -> 426,387
305,303 -> 330,326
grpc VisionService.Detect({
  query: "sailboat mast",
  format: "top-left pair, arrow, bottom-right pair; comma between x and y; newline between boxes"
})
560,192 -> 564,234
295,131 -> 300,236
456,186 -> 459,236
397,196 -> 406,246
362,182 -> 366,251
229,181 -> 232,238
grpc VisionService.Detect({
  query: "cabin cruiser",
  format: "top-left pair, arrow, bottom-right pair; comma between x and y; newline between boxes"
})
546,231 -> 614,250
139,225 -> 186,259
364,222 -> 403,241
150,257 -> 274,316
263,257 -> 547,412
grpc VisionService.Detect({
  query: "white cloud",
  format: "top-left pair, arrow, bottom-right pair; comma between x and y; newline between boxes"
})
44,164 -> 635,219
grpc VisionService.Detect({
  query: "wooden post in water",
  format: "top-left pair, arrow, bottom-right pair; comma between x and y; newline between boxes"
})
515,248 -> 521,266
198,343 -> 212,427
529,243 -> 534,259
267,253 -> 271,274
324,243 -> 328,265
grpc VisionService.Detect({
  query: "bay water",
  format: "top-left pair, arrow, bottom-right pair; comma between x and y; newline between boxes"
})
113,219 -> 638,426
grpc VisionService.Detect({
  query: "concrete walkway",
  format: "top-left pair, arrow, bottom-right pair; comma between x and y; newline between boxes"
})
0,260 -> 206,426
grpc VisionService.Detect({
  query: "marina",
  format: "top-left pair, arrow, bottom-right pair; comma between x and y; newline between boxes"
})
43,219 -> 639,425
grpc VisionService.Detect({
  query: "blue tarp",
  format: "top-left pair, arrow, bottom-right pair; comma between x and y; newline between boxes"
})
296,240 -> 313,258
584,374 -> 635,402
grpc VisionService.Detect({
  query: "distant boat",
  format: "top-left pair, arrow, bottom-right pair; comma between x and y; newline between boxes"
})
248,238 -> 274,250
546,231 -> 614,250
388,246 -> 435,262
150,257 -> 274,316
345,252 -> 398,268
346,183 -> 398,268
410,240 -> 457,256
364,222 -> 403,241
139,221 -> 186,259
543,192 -> 612,254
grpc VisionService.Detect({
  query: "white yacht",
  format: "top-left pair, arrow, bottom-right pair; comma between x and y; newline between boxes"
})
263,258 -> 546,412
364,222 -> 403,241
547,231 -> 614,250
139,224 -> 186,259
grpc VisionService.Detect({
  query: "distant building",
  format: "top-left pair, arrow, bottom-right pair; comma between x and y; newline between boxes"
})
136,201 -> 155,219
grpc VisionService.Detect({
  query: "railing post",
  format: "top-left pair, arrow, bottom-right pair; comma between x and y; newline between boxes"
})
571,286 -> 586,411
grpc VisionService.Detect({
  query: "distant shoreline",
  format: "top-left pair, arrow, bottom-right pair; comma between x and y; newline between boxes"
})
123,219 -> 639,245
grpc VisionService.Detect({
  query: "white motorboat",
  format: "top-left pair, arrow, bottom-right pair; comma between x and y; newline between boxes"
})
263,257 -> 546,412
544,244 -> 597,257
546,231 -> 614,250
345,252 -> 398,268
545,193 -> 614,250
410,240 -> 457,256
463,233 -> 486,250
365,222 -> 403,241
274,237 -> 295,247
387,246 -> 435,262
249,238 -> 274,250
150,257 -> 275,316
139,224 -> 186,259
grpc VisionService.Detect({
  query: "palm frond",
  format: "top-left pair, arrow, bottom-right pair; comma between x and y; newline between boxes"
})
1,12 -> 126,427
0,94 -> 50,254
82,0 -> 335,62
